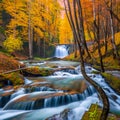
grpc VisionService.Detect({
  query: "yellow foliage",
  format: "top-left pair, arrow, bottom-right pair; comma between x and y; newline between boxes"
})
3,35 -> 23,53
115,32 -> 120,45
2,72 -> 24,85
59,15 -> 73,44
2,0 -> 61,43
84,30 -> 94,41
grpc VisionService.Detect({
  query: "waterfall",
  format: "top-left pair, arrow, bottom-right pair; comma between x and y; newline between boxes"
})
0,96 -> 11,108
0,86 -> 63,108
3,86 -> 96,110
24,78 -> 32,85
54,45 -> 68,58
0,89 -> 14,108
25,86 -> 63,93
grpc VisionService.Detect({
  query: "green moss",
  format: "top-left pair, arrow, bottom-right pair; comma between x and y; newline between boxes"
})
34,57 -> 49,61
82,104 -> 117,120
0,26 -> 5,34
101,73 -> 120,94
2,72 -> 24,86
82,104 -> 101,120
91,70 -> 100,74
25,67 -> 52,76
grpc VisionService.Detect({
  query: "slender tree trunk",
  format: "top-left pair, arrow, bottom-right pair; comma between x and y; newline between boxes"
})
73,0 -> 81,58
93,1 -> 105,72
104,0 -> 120,23
77,1 -> 109,119
64,0 -> 79,58
110,0 -> 119,59
74,34 -> 78,58
102,18 -> 108,55
64,1 -> 109,119
13,0 -> 17,38
43,38 -> 45,58
37,36 -> 41,56
78,41 -> 109,120
77,0 -> 91,59
28,25 -> 33,59
116,3 -> 119,32
28,1 -> 33,59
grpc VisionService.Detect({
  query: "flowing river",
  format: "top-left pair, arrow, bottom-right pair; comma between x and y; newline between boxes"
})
0,60 -> 120,120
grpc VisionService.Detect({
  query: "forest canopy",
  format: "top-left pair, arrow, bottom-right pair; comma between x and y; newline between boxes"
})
0,0 -> 120,59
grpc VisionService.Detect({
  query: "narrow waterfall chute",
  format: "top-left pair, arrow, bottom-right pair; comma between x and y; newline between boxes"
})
55,45 -> 69,58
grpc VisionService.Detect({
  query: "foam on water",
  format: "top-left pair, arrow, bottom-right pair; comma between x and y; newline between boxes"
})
0,93 -> 98,120
10,88 -> 25,99
1,62 -> 120,119
24,78 -> 33,85
0,110 -> 29,119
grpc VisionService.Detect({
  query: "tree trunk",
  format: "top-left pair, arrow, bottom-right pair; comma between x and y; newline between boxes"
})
64,1 -> 109,119
77,0 -> 91,59
64,0 -> 78,58
102,18 -> 108,55
28,1 -> 33,59
104,0 -> 120,23
93,1 -> 105,72
43,38 -> 45,58
37,36 -> 41,56
110,0 -> 119,59
74,35 -> 78,58
78,42 -> 109,120
28,24 -> 33,59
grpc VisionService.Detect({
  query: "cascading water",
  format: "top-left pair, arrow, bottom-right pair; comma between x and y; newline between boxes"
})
54,45 -> 69,58
0,60 -> 120,120
3,85 -> 96,111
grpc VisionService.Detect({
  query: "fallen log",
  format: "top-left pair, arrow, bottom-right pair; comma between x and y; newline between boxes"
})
0,67 -> 28,75
0,66 -> 76,76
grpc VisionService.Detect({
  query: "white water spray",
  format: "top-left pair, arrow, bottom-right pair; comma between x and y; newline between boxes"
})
55,45 -> 68,58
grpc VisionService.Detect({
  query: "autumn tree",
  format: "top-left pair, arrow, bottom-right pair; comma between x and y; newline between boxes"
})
2,0 -> 61,58
2,0 -> 26,37
91,0 -> 105,72
105,0 -> 119,59
64,0 -> 109,119
3,35 -> 23,53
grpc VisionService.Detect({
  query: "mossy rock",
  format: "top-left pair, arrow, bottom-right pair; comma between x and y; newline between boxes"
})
107,114 -> 117,120
0,72 -> 24,87
101,72 -> 120,94
22,67 -> 53,77
82,104 -> 101,120
82,104 -> 118,120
